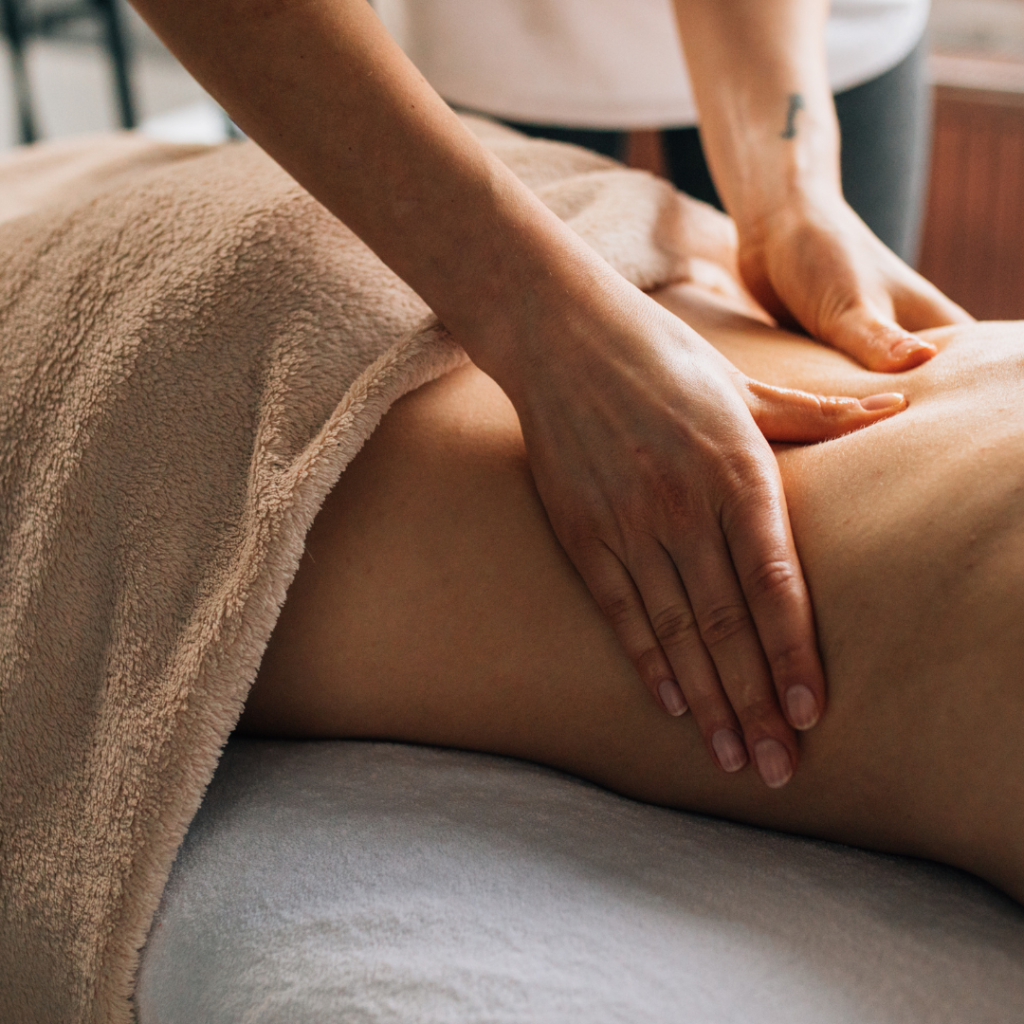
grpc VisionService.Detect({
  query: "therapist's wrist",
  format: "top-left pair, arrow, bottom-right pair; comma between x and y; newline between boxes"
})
698,71 -> 841,236
732,172 -> 844,261
722,117 -> 841,241
454,232 -> 634,405
427,183 -> 621,397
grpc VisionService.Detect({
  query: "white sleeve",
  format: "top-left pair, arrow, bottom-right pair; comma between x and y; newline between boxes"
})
373,0 -> 929,130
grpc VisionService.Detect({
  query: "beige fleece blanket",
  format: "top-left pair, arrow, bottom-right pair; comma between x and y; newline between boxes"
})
0,117 -> 724,1023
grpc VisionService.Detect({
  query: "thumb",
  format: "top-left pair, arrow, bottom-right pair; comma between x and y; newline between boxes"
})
822,301 -> 936,372
744,379 -> 907,444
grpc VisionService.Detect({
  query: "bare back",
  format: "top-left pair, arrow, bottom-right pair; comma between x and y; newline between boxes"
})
241,283 -> 1024,903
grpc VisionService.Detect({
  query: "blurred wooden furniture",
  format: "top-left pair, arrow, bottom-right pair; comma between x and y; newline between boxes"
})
626,130 -> 668,179
918,55 -> 1024,320
0,0 -> 135,143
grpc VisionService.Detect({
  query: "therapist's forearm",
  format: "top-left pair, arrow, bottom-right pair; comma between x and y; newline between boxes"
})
126,0 -> 593,385
671,0 -> 839,236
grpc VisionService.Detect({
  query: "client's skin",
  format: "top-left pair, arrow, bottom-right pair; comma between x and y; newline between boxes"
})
239,282 -> 1024,905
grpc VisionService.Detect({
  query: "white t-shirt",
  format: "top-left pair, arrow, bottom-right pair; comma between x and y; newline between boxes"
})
374,0 -> 930,128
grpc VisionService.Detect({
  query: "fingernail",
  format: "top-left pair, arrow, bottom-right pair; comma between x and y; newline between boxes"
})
891,339 -> 935,365
712,729 -> 748,773
658,679 -> 688,717
754,738 -> 793,789
859,392 -> 904,412
785,684 -> 819,730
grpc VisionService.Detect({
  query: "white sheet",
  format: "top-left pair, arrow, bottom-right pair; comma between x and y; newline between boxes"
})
137,740 -> 1024,1023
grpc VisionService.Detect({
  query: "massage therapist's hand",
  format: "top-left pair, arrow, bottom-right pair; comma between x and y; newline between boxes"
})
672,0 -> 972,375
129,0 -> 907,789
485,259 -> 907,789
736,193 -> 973,373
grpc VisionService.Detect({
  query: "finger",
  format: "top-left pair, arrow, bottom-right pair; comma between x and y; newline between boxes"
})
892,275 -> 974,332
821,300 -> 936,373
745,378 -> 906,444
737,257 -> 798,330
671,528 -> 798,790
572,541 -> 688,717
719,460 -> 827,744
629,542 -> 749,774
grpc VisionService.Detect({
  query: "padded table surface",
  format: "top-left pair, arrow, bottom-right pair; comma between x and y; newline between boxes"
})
137,739 -> 1024,1022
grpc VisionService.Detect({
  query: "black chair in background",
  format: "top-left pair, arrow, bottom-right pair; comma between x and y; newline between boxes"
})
1,0 -> 135,143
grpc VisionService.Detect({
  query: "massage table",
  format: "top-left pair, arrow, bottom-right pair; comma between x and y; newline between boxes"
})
136,739 -> 1024,1022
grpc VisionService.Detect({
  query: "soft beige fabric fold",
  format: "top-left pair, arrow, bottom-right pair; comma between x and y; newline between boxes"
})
0,117 -> 701,1023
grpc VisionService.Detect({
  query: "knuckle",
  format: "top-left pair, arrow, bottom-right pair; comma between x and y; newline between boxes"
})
718,455 -> 776,511
813,393 -> 855,421
801,391 -> 826,418
697,601 -> 751,649
597,590 -> 640,631
635,645 -> 671,684
649,603 -> 700,648
825,288 -> 863,320
745,558 -> 800,602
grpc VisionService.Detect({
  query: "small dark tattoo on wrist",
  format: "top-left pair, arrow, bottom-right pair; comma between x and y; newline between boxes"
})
781,93 -> 805,139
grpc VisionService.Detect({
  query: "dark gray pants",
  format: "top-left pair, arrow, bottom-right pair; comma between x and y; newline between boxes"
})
501,39 -> 930,264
